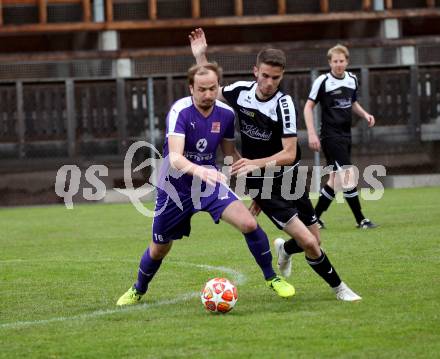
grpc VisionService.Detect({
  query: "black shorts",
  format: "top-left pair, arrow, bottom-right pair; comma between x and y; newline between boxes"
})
246,176 -> 318,230
321,137 -> 352,171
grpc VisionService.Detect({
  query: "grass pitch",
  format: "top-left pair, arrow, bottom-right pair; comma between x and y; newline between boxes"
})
1,187 -> 439,358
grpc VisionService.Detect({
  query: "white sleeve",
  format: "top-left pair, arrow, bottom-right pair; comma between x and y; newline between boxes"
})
308,74 -> 326,102
167,109 -> 186,137
278,95 -> 297,136
166,97 -> 192,137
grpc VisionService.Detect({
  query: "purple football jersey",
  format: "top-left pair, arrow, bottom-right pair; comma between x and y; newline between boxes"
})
159,96 -> 235,194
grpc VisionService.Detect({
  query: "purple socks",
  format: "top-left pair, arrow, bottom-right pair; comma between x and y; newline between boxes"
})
134,248 -> 163,294
244,226 -> 276,280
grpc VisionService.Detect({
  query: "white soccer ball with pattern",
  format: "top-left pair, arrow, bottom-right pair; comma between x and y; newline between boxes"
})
201,277 -> 238,313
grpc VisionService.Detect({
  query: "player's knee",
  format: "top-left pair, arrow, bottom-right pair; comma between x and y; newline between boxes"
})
149,242 -> 172,260
301,234 -> 320,254
301,240 -> 313,253
341,176 -> 356,191
338,168 -> 358,191
240,216 -> 258,234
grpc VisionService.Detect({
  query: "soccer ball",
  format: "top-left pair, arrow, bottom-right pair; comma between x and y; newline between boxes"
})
201,277 -> 238,313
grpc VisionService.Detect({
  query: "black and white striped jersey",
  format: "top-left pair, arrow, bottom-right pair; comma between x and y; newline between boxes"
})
308,71 -> 358,139
222,81 -> 300,178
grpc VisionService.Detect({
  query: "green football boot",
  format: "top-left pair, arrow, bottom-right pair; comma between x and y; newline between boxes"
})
266,276 -> 295,298
116,286 -> 143,306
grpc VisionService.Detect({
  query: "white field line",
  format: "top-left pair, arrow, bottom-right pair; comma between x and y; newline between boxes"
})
0,292 -> 198,330
0,260 -> 247,330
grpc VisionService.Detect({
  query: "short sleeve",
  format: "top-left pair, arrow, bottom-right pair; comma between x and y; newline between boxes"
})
215,100 -> 236,141
308,74 -> 326,103
349,73 -> 359,102
224,114 -> 236,140
167,107 -> 186,137
222,81 -> 254,108
278,95 -> 297,137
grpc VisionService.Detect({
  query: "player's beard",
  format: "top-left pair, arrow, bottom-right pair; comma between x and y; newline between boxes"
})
199,100 -> 215,110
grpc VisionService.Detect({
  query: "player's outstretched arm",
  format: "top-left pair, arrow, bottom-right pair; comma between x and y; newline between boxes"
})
188,27 -> 227,103
189,27 -> 208,64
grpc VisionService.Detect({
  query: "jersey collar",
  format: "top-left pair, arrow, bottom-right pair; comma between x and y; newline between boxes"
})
253,82 -> 280,103
329,71 -> 346,80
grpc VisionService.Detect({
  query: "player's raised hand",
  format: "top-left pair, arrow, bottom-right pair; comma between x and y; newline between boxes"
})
189,28 -> 208,61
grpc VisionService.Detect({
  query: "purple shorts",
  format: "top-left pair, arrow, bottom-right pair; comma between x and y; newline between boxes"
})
151,182 -> 239,243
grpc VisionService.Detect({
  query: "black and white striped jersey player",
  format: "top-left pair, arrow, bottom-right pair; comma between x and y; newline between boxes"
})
221,79 -> 317,229
304,44 -> 377,230
190,28 -> 363,301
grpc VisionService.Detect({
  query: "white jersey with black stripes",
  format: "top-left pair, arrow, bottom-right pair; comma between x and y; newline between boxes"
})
222,81 -> 301,178
308,71 -> 358,139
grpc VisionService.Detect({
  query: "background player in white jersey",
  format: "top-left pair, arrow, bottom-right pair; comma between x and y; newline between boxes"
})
304,44 -> 377,229
116,63 -> 295,306
190,28 -> 361,301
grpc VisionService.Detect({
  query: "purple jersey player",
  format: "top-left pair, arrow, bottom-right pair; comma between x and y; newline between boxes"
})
117,63 -> 295,306
153,91 -> 237,241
